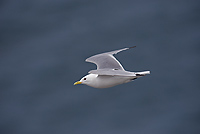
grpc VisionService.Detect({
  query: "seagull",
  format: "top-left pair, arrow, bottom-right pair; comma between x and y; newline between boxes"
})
74,46 -> 150,88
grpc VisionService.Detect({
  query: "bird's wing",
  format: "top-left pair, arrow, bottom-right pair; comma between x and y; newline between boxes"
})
88,69 -> 136,76
85,46 -> 136,70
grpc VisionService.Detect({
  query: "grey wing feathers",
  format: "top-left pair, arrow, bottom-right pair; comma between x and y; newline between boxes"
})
85,46 -> 136,70
88,69 -> 136,76
106,46 -> 136,55
86,54 -> 124,70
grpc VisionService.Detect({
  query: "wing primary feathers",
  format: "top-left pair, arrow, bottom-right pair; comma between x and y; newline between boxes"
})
129,46 -> 136,49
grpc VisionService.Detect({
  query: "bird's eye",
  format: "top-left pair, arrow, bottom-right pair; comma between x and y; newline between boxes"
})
83,78 -> 86,80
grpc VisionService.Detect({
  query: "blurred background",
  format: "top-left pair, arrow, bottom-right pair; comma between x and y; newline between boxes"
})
1,0 -> 200,134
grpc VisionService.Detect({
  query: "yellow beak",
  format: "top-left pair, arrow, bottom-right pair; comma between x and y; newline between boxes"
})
74,81 -> 82,85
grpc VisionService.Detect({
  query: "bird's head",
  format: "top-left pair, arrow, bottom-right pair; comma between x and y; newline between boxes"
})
74,74 -> 98,86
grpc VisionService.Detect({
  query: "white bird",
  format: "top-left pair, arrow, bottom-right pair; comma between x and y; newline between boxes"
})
74,46 -> 150,88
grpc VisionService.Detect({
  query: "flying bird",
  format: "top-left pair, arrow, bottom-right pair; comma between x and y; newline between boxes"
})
74,46 -> 150,88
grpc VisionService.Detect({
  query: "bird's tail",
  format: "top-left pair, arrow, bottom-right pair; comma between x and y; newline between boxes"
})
135,71 -> 150,76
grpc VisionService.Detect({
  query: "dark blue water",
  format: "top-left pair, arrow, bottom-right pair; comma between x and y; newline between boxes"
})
1,0 -> 200,134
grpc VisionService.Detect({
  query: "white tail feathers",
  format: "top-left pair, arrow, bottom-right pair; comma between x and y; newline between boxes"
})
135,71 -> 150,76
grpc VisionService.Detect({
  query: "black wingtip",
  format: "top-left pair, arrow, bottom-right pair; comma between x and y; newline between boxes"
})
129,46 -> 136,49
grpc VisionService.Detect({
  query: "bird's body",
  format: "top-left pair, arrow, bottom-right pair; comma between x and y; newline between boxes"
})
81,74 -> 132,88
74,46 -> 150,88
